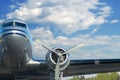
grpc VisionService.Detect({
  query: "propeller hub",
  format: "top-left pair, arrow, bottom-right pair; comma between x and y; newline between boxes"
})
46,47 -> 70,72
52,48 -> 66,63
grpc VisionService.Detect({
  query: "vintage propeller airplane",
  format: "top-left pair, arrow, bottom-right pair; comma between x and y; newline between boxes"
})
0,19 -> 120,80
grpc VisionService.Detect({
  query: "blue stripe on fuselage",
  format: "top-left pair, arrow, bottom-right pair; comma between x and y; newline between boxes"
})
2,26 -> 31,39
1,26 -> 33,45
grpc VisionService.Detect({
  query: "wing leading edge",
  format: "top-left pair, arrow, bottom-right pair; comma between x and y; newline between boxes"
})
64,59 -> 120,76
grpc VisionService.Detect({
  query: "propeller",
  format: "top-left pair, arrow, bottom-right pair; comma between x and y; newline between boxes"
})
36,39 -> 85,80
54,44 -> 85,80
36,39 -> 85,56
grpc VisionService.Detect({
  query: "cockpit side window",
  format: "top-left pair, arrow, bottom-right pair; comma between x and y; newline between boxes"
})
2,22 -> 13,27
15,22 -> 26,28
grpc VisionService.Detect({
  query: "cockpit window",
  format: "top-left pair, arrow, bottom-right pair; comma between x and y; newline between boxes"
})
2,22 -> 13,27
15,22 -> 26,28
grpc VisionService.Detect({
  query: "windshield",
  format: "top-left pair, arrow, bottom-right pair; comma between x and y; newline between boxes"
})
2,22 -> 13,27
15,22 -> 26,28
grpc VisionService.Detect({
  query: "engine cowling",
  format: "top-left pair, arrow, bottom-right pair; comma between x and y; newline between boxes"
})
46,48 -> 70,71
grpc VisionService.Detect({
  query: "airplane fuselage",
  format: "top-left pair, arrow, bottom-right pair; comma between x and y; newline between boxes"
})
0,19 -> 32,74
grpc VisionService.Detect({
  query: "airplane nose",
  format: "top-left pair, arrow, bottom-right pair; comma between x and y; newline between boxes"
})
2,34 -> 32,68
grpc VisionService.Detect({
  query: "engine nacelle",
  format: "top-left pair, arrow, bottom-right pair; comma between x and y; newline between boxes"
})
46,48 -> 70,71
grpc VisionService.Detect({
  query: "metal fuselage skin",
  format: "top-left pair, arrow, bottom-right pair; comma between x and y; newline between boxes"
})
0,19 -> 32,73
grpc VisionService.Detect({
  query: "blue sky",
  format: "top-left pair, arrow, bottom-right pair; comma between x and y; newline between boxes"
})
0,0 -> 120,60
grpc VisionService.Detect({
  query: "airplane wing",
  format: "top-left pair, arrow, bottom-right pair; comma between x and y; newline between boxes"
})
16,59 -> 120,78
63,59 -> 120,76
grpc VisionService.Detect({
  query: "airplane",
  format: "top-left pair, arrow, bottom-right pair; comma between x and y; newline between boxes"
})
0,19 -> 120,80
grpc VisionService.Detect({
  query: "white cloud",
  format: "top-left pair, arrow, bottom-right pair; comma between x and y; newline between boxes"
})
98,6 -> 111,17
6,0 -> 111,34
0,19 -> 4,24
6,7 -> 42,22
31,27 -> 53,40
110,20 -> 119,23
6,0 -> 42,22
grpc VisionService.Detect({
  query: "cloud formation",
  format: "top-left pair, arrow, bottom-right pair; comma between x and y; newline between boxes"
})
6,0 -> 111,34
31,27 -> 120,59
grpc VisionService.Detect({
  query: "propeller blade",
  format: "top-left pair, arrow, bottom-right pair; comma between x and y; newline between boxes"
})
42,45 -> 58,55
55,57 -> 60,80
36,39 -> 57,54
62,44 -> 85,55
